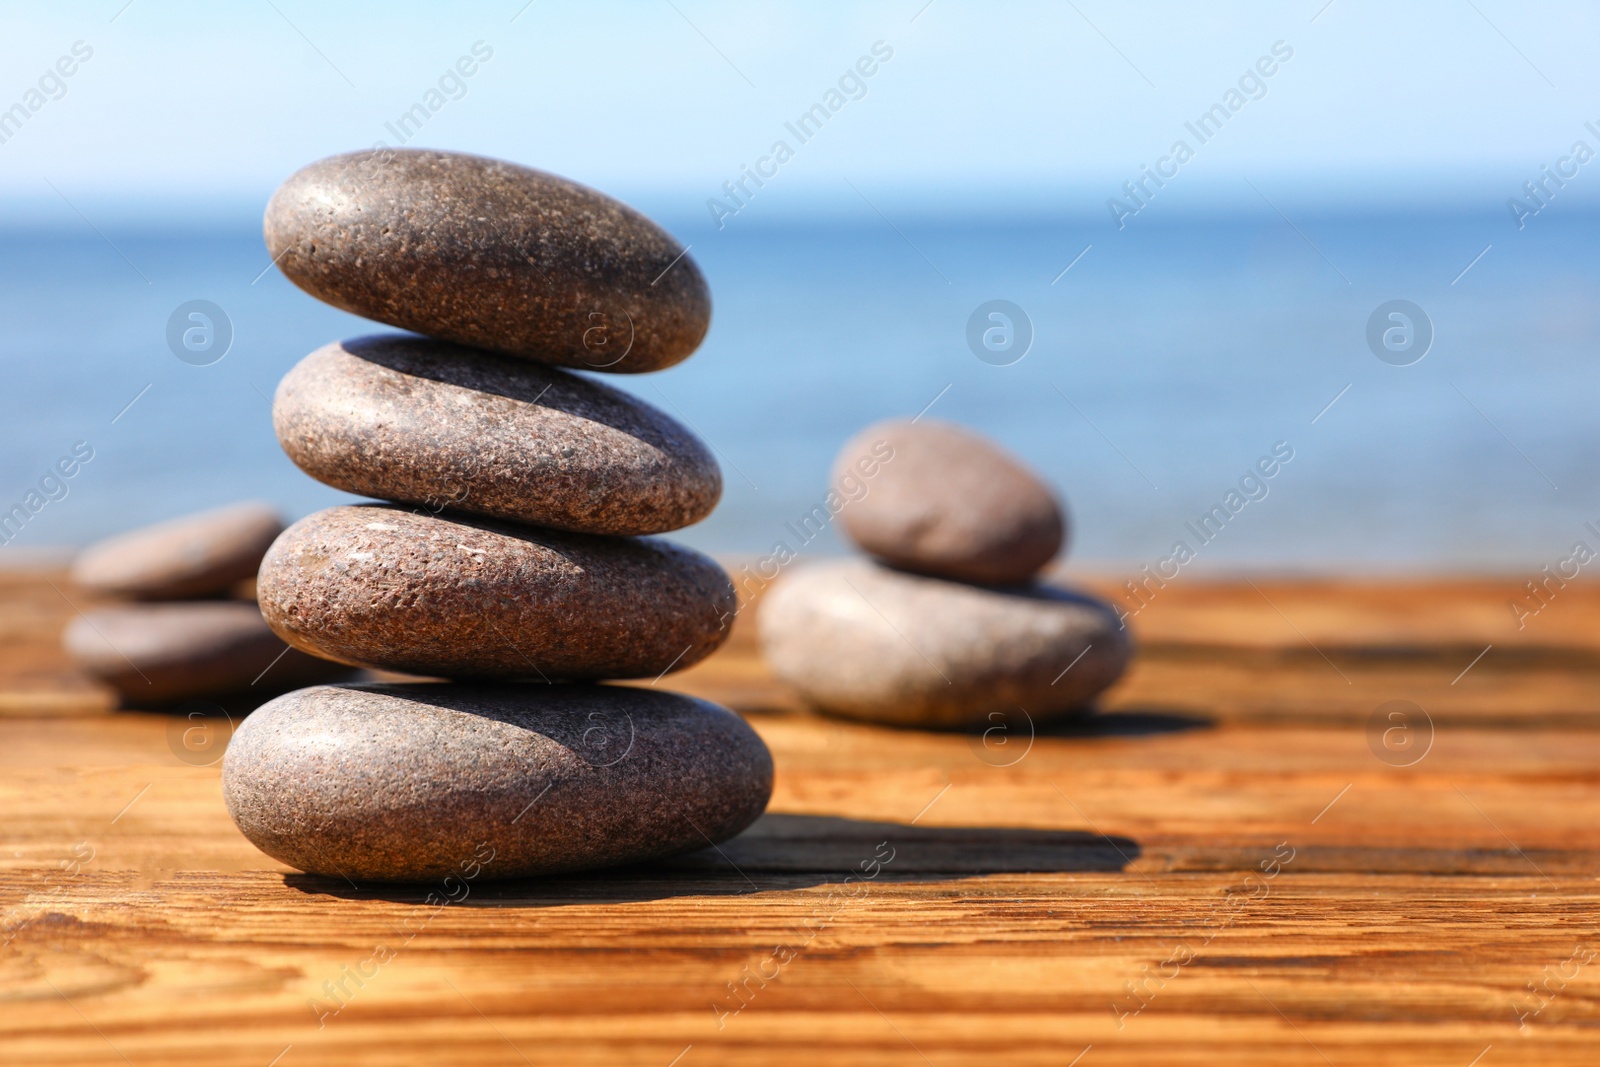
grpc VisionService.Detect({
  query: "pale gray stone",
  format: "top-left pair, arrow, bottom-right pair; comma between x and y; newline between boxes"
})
757,559 -> 1130,728
63,601 -> 350,705
71,501 -> 283,600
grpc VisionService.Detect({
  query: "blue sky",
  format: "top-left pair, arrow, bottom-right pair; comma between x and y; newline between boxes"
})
1,0 -> 1596,222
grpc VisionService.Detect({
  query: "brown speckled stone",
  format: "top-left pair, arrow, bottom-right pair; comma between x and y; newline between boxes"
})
263,149 -> 709,373
257,505 -> 735,680
70,502 -> 284,600
274,335 -> 721,535
221,682 -> 773,881
62,601 -> 351,705
757,559 -> 1130,729
834,420 -> 1066,586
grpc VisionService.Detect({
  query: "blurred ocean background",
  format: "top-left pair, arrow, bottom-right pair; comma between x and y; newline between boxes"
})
0,203 -> 1594,572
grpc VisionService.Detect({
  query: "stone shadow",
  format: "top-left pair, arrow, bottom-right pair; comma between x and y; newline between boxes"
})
282,812 -> 1141,907
1038,706 -> 1214,738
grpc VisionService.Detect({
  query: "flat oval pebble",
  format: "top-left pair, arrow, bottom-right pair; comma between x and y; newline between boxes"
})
274,335 -> 721,535
71,501 -> 284,600
62,601 -> 351,705
264,149 -> 709,373
757,559 -> 1131,729
222,682 -> 773,881
834,420 -> 1066,586
257,505 -> 735,681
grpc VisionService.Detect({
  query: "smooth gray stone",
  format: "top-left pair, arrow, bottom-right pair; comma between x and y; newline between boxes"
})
834,419 -> 1066,586
757,559 -> 1131,728
71,501 -> 283,600
256,505 -> 736,681
62,601 -> 350,705
222,683 -> 774,881
274,335 -> 720,535
263,149 -> 709,373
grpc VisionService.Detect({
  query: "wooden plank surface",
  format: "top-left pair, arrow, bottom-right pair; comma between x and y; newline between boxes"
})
3,565 -> 1599,1066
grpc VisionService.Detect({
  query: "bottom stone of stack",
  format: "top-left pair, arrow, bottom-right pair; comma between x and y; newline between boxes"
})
757,559 -> 1132,729
222,682 -> 774,882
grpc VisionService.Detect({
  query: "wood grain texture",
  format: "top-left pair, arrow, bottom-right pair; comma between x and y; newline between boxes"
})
3,566 -> 1599,1065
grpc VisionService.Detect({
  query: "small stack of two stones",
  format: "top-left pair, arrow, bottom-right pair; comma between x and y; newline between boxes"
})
222,150 -> 772,883
760,421 -> 1131,730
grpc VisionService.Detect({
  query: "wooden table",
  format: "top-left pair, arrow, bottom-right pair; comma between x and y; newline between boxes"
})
4,567 -> 1599,1065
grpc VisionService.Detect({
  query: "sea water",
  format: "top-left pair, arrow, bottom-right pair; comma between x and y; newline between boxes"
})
0,206 -> 1594,572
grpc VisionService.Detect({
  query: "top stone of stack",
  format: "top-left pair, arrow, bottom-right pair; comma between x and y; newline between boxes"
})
264,149 -> 710,374
833,419 -> 1066,586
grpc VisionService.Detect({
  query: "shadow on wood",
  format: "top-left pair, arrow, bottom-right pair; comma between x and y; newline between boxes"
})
281,812 -> 1141,905
688,812 -> 1143,873
1040,706 -> 1214,737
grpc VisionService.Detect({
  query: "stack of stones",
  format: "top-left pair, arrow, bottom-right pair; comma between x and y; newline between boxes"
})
759,419 -> 1131,729
221,149 -> 772,883
64,502 -> 349,705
